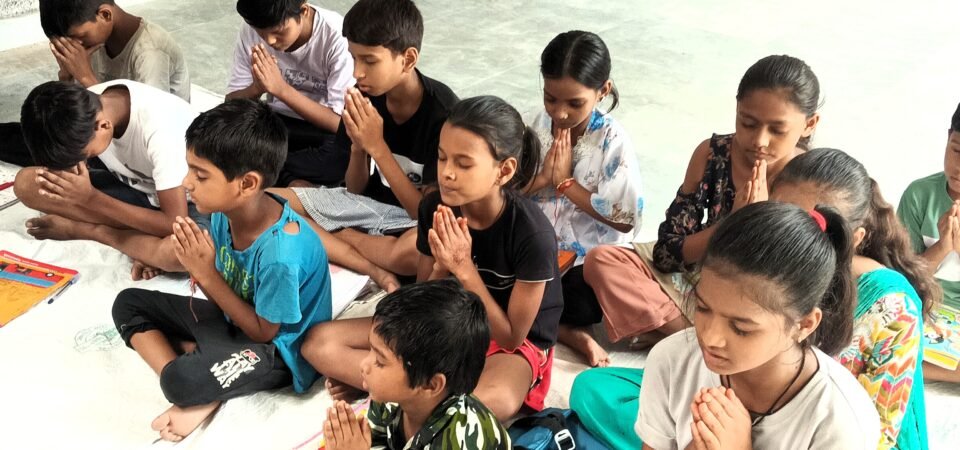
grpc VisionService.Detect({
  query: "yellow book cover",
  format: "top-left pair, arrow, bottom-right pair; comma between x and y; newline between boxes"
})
0,250 -> 79,327
923,303 -> 960,370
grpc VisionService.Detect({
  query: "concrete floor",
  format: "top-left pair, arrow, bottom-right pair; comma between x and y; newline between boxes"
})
1,0 -> 960,446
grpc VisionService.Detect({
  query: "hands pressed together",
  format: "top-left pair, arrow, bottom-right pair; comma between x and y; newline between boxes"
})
733,159 -> 768,212
323,401 -> 372,450
170,216 -> 217,285
936,200 -> 960,254
50,37 -> 99,85
35,162 -> 96,206
342,88 -> 386,159
427,205 -> 473,278
689,386 -> 752,450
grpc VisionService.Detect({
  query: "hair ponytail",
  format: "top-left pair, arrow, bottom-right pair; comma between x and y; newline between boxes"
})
704,202 -> 856,356
446,96 -> 541,191
812,206 -> 857,355
859,179 -> 942,316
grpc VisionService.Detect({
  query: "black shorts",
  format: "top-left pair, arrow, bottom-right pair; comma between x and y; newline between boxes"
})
112,288 -> 292,406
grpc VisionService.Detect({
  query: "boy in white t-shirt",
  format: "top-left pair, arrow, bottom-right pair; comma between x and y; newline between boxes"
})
226,0 -> 355,187
13,79 -> 200,278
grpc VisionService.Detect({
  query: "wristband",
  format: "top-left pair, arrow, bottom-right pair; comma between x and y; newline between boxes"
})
556,177 -> 576,194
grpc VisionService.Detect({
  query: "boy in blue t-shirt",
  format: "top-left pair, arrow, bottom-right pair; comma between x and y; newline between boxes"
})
112,99 -> 332,442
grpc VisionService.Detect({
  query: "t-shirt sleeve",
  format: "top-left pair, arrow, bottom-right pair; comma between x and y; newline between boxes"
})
590,126 -> 642,227
145,123 -> 189,192
322,33 -> 354,115
897,182 -> 928,254
253,263 -> 303,325
416,192 -> 441,255
514,229 -> 557,282
635,341 -> 678,450
226,28 -> 255,94
130,49 -> 172,94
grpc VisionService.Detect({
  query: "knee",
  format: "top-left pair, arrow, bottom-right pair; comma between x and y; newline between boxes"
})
570,368 -> 609,410
13,167 -> 40,208
474,385 -> 524,421
300,323 -> 339,371
160,359 -> 207,406
583,246 -> 620,283
112,288 -> 149,327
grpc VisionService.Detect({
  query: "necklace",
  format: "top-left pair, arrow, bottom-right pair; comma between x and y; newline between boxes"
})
722,347 -> 807,427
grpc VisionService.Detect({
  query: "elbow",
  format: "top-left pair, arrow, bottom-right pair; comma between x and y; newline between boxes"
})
612,222 -> 634,234
495,336 -> 526,352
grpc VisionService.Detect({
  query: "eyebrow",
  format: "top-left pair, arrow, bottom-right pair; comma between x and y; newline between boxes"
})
737,111 -> 788,126
693,285 -> 761,325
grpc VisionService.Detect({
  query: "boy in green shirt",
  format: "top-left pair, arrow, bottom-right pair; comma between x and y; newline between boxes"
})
898,101 -> 960,382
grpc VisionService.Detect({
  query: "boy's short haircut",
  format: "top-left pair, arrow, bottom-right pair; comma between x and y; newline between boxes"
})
236,0 -> 305,30
39,0 -> 115,38
20,81 -> 102,169
186,99 -> 288,187
372,279 -> 489,395
952,102 -> 960,133
343,0 -> 423,54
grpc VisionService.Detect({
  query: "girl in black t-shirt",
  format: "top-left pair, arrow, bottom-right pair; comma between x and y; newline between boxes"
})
415,96 -> 563,420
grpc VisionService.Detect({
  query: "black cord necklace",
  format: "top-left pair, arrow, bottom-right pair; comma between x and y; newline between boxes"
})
721,347 -> 807,427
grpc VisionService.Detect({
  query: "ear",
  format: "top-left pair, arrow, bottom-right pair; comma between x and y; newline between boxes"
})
802,113 -> 820,137
796,307 -> 823,343
497,157 -> 518,186
238,171 -> 264,196
401,47 -> 419,73
422,373 -> 448,398
95,116 -> 112,134
599,80 -> 613,100
97,5 -> 113,23
852,226 -> 867,249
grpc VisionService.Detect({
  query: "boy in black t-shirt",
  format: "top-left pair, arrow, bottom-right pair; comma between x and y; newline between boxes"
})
271,0 -> 457,276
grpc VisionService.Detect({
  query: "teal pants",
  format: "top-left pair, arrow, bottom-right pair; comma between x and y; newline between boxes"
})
570,367 -> 644,449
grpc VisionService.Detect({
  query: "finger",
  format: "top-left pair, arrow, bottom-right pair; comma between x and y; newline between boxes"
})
171,234 -> 186,256
724,387 -> 750,417
698,401 -> 724,435
434,210 -> 448,243
701,391 -> 731,421
172,218 -> 191,247
442,206 -> 461,239
691,420 -> 707,450
427,229 -> 444,256
691,400 -> 702,422
336,402 -> 353,436
342,108 -> 359,135
344,403 -> 361,435
349,90 -> 367,121
36,176 -> 66,195
323,420 -> 336,448
77,161 -> 88,177
329,406 -> 345,444
697,420 -> 722,450
178,217 -> 201,248
743,180 -> 754,204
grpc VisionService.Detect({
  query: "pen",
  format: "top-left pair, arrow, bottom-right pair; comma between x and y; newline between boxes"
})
0,181 -> 14,191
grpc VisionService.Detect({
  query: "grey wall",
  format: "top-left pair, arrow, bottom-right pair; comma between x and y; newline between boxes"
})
0,0 -> 37,19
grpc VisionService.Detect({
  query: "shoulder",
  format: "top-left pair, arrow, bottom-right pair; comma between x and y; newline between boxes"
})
133,20 -> 179,50
309,5 -> 347,38
441,395 -> 510,447
679,136 -> 720,193
810,349 -> 882,436
508,193 -> 555,235
418,190 -> 444,221
903,171 -> 946,199
419,72 -> 459,110
647,328 -> 700,375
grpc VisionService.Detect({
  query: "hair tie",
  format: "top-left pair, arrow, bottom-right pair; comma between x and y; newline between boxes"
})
809,209 -> 827,232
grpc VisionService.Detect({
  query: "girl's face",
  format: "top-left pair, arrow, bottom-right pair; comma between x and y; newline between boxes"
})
733,88 -> 818,166
436,123 -> 514,206
542,76 -> 609,131
693,267 -> 801,375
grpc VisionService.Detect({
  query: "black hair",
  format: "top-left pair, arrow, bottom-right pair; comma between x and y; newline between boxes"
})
772,148 -> 942,316
39,0 -> 115,37
236,0 -> 305,29
185,99 -> 287,187
343,0 -> 423,53
372,279 -> 489,394
736,55 -> 820,149
540,30 -> 619,113
703,201 -> 856,356
446,96 -> 542,190
951,102 -> 960,133
20,81 -> 102,169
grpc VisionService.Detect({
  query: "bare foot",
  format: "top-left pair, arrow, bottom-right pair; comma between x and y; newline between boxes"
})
131,260 -> 165,281
25,215 -> 85,240
325,377 -> 367,402
288,179 -> 317,188
151,402 -> 221,442
371,268 -> 400,293
559,325 -> 610,367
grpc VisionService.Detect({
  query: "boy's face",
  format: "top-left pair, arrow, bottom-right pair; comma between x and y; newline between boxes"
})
359,327 -> 416,404
945,131 -> 960,196
182,149 -> 239,214
65,7 -> 112,49
348,42 -> 407,97
253,16 -> 304,52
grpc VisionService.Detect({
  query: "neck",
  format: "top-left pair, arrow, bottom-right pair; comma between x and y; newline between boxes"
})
100,88 -> 131,138
728,345 -> 810,414
105,8 -> 141,57
386,69 -> 423,109
460,189 -> 506,230
287,7 -> 314,53
568,113 -> 591,147
224,193 -> 282,247
399,394 -> 446,441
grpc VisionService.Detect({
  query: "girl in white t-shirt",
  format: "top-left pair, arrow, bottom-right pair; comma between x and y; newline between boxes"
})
636,202 -> 880,450
524,30 -> 642,367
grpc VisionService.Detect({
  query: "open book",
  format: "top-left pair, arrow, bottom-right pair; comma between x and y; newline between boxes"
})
924,303 -> 960,370
0,251 -> 79,327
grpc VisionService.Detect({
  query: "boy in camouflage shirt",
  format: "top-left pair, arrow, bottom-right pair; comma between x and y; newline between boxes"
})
322,280 -> 510,449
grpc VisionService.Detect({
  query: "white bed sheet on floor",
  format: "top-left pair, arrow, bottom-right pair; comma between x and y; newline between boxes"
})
2,182 -> 959,449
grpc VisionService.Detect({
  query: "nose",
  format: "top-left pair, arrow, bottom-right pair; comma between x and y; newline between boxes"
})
753,128 -> 771,150
698,316 -> 725,350
267,36 -> 278,47
353,66 -> 364,81
359,353 -> 372,375
181,174 -> 192,191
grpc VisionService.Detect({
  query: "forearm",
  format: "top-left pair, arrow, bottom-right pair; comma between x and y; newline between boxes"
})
226,84 -> 265,101
921,241 -> 951,270
370,145 -> 423,218
457,268 -> 522,348
344,148 -> 371,194
87,190 -> 178,237
563,183 -> 634,233
197,273 -> 274,343
522,172 -> 552,195
679,225 -> 717,265
274,85 -> 341,133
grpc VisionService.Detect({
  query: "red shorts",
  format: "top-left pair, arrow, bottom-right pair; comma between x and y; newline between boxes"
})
486,339 -> 554,411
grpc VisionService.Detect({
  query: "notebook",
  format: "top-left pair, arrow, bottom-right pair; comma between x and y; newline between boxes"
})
0,251 -> 79,327
0,163 -> 20,211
